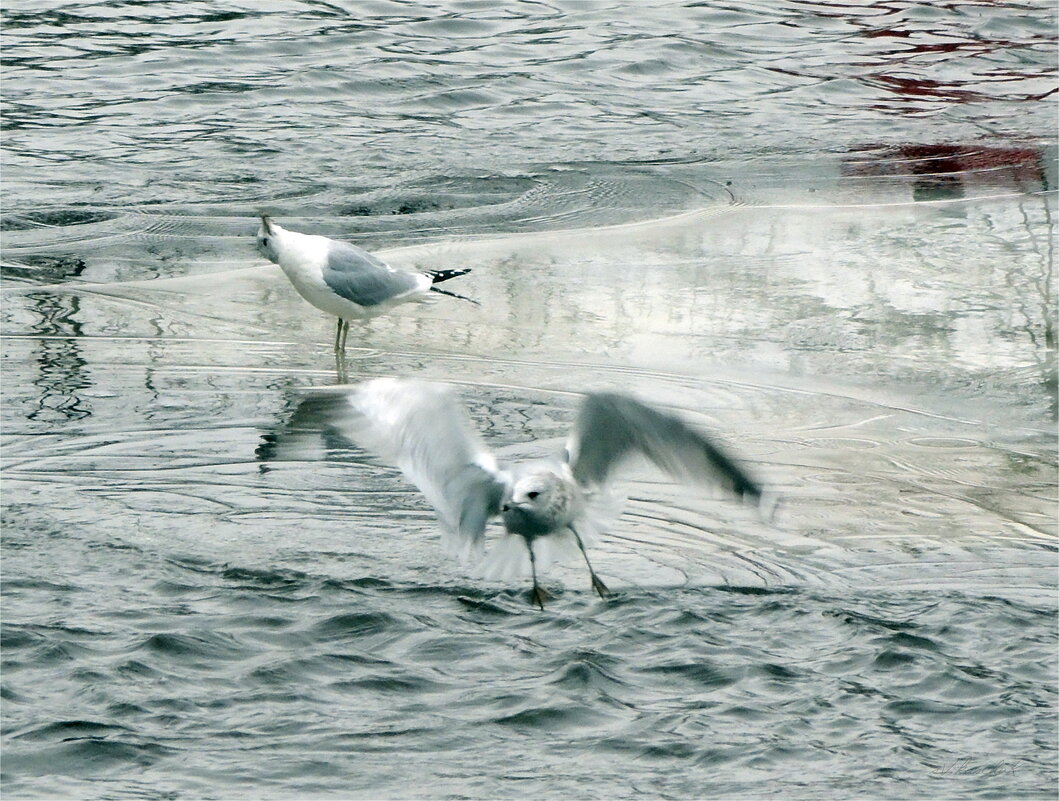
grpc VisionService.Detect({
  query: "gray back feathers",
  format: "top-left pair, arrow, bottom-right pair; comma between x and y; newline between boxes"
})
322,241 -> 421,307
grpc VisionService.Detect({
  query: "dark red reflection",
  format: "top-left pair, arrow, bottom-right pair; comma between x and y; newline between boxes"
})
843,144 -> 1048,199
787,0 -> 1058,112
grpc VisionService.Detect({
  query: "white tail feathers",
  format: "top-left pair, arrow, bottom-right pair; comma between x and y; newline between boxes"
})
476,535 -> 530,580
476,530 -> 583,581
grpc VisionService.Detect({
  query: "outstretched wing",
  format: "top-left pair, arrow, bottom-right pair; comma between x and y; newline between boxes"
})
568,393 -> 775,519
332,378 -> 507,562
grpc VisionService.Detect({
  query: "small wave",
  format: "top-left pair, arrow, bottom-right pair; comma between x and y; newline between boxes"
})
11,720 -> 133,742
330,673 -> 445,695
2,738 -> 172,777
545,657 -> 628,693
310,611 -> 406,641
139,631 -> 252,663
493,703 -> 617,731
639,660 -> 737,690
0,209 -> 116,232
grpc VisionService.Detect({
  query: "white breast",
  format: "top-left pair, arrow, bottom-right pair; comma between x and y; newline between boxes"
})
273,230 -> 370,319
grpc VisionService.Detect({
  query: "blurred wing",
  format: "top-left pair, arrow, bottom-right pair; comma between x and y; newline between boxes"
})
568,393 -> 774,518
337,378 -> 507,562
475,529 -> 582,581
322,241 -> 423,307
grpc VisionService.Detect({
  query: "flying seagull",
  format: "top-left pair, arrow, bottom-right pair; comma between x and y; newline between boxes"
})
259,378 -> 777,609
256,216 -> 476,353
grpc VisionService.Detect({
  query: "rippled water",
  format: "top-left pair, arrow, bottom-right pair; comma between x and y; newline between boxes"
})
2,1 -> 1057,799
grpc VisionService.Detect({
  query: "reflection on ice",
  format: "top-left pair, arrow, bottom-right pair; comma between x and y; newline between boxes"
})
1,185 -> 1054,599
843,143 -> 1052,201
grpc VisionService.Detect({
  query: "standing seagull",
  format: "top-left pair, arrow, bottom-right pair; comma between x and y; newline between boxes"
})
261,379 -> 777,609
256,216 -> 476,353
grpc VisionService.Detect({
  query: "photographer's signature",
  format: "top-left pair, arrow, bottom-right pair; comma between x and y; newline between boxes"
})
934,757 -> 1029,777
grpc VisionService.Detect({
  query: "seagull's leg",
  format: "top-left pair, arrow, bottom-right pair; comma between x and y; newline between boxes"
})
526,538 -> 552,610
570,526 -> 611,599
335,349 -> 347,382
332,318 -> 350,352
334,319 -> 350,380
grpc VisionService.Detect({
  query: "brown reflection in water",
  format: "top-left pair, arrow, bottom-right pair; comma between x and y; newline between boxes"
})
843,143 -> 1048,200
842,142 -> 1056,416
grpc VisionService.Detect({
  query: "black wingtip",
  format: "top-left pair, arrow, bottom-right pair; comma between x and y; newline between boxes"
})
428,268 -> 471,285
429,285 -> 480,306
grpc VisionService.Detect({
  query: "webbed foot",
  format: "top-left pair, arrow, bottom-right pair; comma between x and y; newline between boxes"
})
530,583 -> 553,610
591,572 -> 611,599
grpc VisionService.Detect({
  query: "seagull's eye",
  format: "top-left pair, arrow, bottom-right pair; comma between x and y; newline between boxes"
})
261,237 -> 270,246
527,491 -> 540,500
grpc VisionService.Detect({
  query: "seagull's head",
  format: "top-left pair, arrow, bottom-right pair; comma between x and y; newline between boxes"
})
256,215 -> 280,263
500,469 -> 574,536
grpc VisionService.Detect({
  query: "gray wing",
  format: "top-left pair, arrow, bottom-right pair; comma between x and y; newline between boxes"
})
322,379 -> 507,562
322,241 -> 423,307
568,393 -> 774,518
